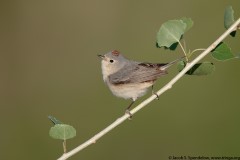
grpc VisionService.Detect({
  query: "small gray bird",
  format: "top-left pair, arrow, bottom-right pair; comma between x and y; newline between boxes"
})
98,50 -> 183,115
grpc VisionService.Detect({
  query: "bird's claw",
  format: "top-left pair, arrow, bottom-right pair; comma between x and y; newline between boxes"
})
125,109 -> 132,120
151,85 -> 159,100
152,92 -> 159,100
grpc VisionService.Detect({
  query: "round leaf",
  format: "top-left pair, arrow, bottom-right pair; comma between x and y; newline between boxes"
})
211,42 -> 234,61
156,20 -> 186,48
49,124 -> 76,140
178,61 -> 215,75
224,6 -> 234,29
180,17 -> 193,32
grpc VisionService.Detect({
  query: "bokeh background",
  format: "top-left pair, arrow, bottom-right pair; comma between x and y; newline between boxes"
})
1,0 -> 240,160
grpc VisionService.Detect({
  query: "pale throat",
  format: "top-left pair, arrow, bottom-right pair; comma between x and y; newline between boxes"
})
101,60 -> 125,82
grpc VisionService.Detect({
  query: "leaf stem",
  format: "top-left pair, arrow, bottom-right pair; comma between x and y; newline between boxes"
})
178,41 -> 188,61
63,140 -> 67,153
189,48 -> 206,57
57,17 -> 240,160
183,39 -> 187,53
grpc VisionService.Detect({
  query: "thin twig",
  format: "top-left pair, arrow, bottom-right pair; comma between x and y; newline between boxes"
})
57,17 -> 240,160
189,48 -> 206,57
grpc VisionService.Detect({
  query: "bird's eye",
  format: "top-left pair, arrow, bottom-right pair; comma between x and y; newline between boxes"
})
109,59 -> 114,63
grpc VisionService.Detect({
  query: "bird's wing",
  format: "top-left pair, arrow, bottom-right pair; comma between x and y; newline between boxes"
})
109,62 -> 168,84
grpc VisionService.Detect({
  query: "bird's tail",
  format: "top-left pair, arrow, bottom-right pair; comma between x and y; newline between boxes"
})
160,56 -> 186,70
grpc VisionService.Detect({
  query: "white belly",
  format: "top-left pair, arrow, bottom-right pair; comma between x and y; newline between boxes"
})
107,82 -> 153,101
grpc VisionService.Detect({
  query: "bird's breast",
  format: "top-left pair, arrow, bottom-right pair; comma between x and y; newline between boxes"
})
106,81 -> 153,101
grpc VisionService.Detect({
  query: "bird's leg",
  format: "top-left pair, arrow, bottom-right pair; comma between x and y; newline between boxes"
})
152,85 -> 159,100
125,100 -> 135,120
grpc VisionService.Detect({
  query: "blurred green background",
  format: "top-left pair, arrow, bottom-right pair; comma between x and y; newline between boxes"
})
1,0 -> 240,160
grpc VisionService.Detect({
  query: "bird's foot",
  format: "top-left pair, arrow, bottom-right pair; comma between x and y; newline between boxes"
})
152,91 -> 159,100
151,85 -> 159,100
125,109 -> 132,120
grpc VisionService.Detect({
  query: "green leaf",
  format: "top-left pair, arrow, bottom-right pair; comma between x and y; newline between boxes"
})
168,42 -> 179,50
177,61 -> 186,71
211,42 -> 234,61
156,40 -> 179,51
178,61 -> 215,75
156,20 -> 186,48
180,17 -> 193,32
224,6 -> 235,29
49,124 -> 76,140
48,115 -> 63,125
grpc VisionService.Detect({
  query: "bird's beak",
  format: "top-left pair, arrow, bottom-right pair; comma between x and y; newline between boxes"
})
97,54 -> 105,59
